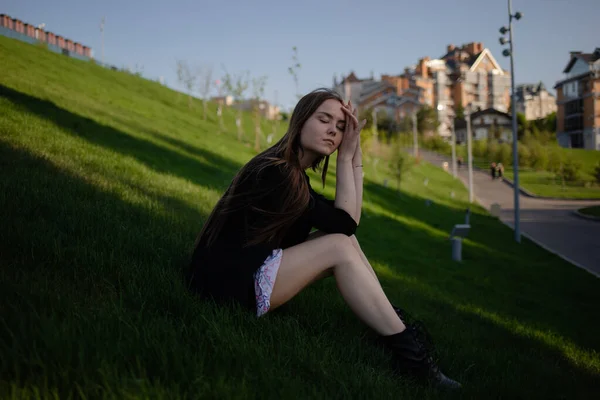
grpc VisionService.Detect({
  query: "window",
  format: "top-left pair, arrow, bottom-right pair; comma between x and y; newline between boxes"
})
565,99 -> 583,115
565,116 -> 583,131
571,132 -> 584,148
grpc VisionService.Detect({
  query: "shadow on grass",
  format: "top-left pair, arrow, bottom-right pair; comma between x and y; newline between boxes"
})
1,139 -> 598,398
359,176 -> 600,364
0,139 -> 204,294
0,84 -> 242,192
1,85 -> 599,398
269,265 -> 600,398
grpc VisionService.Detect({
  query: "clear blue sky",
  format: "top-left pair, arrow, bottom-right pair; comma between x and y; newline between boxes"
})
3,0 -> 599,110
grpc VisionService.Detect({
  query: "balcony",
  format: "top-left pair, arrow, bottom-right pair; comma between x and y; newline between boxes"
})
564,115 -> 583,132
564,99 -> 583,117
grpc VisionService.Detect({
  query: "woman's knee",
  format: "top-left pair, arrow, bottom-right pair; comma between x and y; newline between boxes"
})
327,233 -> 359,265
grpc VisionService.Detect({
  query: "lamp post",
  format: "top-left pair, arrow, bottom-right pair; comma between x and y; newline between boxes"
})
450,114 -> 457,178
465,105 -> 474,203
412,111 -> 418,158
100,17 -> 105,65
499,0 -> 523,243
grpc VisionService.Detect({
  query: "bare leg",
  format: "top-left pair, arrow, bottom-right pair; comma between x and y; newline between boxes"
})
349,235 -> 381,286
270,233 -> 405,336
306,231 -> 382,290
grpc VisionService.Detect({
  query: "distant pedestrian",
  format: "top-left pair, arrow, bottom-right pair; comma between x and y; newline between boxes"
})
490,162 -> 497,180
457,156 -> 463,169
496,163 -> 504,179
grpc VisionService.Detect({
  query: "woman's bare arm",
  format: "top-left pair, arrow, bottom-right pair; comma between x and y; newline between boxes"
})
335,102 -> 366,223
334,102 -> 364,222
353,143 -> 363,225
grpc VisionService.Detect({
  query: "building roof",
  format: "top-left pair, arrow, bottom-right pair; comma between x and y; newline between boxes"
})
442,50 -> 481,72
471,108 -> 511,120
358,80 -> 395,102
562,48 -> 600,73
515,82 -> 554,101
340,71 -> 368,84
455,108 -> 511,129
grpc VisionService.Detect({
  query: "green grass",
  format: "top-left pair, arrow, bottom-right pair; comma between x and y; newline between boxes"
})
1,35 -> 600,399
503,170 -> 600,199
452,145 -> 600,199
579,206 -> 600,218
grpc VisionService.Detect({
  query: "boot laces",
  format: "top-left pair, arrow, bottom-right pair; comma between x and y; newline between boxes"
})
408,321 -> 437,366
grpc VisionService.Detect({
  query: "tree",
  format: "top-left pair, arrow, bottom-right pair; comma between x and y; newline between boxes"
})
175,60 -> 197,109
544,111 -> 557,133
416,106 -> 439,137
517,112 -> 528,140
389,141 -> 413,192
594,163 -> 600,184
251,75 -> 268,151
455,105 -> 465,120
358,107 -> 375,130
197,65 -> 213,121
288,46 -> 301,100
223,70 -> 250,141
214,78 -> 225,133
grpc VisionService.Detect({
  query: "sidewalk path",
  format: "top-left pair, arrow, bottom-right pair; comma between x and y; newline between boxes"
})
415,149 -> 600,278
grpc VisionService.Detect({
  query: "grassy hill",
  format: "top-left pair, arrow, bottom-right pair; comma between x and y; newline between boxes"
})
1,35 -> 599,399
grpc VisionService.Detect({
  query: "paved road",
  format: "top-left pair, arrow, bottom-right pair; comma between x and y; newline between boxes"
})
415,149 -> 600,278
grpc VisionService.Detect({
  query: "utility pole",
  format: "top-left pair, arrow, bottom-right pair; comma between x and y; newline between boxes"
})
508,0 -> 521,243
466,107 -> 474,203
412,111 -> 418,158
450,115 -> 457,178
100,17 -> 105,65
500,0 -> 523,243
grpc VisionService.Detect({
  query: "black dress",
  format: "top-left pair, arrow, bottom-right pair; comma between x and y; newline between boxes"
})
187,164 -> 357,310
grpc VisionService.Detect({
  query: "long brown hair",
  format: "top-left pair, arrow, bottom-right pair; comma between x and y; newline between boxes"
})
195,88 -> 344,249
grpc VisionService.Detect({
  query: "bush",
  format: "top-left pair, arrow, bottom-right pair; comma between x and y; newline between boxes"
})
486,140 -> 499,162
360,128 -> 375,156
473,140 -> 487,158
529,143 -> 549,171
521,130 -> 535,146
559,157 -> 583,182
496,143 -> 512,166
422,136 -> 451,154
547,149 -> 565,174
594,163 -> 600,184
517,143 -> 532,168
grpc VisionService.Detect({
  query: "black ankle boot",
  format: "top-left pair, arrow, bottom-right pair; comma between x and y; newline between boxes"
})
381,324 -> 462,389
391,304 -> 408,323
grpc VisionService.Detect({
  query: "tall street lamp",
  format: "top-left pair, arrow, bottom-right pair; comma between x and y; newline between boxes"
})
437,104 -> 457,178
465,105 -> 474,203
448,109 -> 458,178
100,17 -> 105,65
412,110 -> 418,158
499,0 -> 523,243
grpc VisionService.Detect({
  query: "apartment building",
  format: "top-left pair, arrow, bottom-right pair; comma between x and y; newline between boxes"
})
378,42 -> 511,138
332,72 -> 375,106
333,42 -> 511,139
555,48 -> 600,150
515,82 -> 557,120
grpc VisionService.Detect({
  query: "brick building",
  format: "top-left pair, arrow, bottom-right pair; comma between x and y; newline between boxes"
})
384,42 -> 511,138
0,13 -> 92,60
555,48 -> 600,150
335,42 -> 511,139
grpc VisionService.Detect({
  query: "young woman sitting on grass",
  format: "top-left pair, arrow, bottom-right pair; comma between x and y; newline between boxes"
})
187,88 -> 461,389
